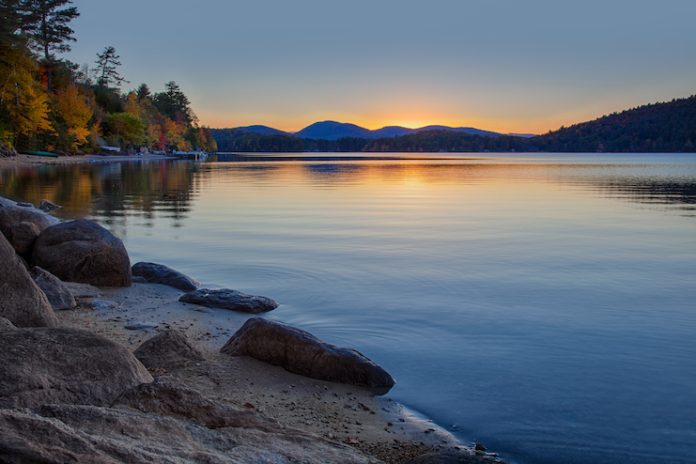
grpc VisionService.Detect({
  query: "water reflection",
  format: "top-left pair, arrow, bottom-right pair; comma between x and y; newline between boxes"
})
1,155 -> 695,223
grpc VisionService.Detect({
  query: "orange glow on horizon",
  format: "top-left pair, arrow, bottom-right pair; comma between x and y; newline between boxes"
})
198,112 -> 563,135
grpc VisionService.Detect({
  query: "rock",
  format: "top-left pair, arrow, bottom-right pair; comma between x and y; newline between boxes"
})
39,199 -> 61,212
180,288 -> 278,313
30,266 -> 77,310
133,330 -> 204,369
125,321 -> 158,331
0,199 -> 58,254
132,261 -> 199,291
0,232 -> 58,327
221,318 -> 395,392
0,326 -> 152,408
0,317 -> 16,331
32,219 -> 132,287
63,281 -> 102,299
405,450 -> 494,463
114,382 -> 275,430
0,404 -> 372,464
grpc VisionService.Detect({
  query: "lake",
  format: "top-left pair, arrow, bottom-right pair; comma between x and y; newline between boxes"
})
1,153 -> 695,464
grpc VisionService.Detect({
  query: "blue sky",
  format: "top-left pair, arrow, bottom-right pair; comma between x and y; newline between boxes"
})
67,0 -> 696,133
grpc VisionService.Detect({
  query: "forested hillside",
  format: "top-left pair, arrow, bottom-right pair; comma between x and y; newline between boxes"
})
0,0 -> 216,155
213,96 -> 696,153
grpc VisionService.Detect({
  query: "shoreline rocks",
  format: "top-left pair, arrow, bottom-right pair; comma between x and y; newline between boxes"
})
134,330 -> 204,369
0,198 -> 59,254
132,261 -> 199,291
30,266 -> 77,310
221,317 -> 395,392
0,233 -> 58,327
180,288 -> 278,313
32,219 -> 132,287
0,323 -> 152,408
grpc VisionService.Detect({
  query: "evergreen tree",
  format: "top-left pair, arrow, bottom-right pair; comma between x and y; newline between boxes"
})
153,81 -> 195,124
22,0 -> 79,62
94,46 -> 126,88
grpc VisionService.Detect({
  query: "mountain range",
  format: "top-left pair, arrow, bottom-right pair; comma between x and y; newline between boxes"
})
231,121 -> 518,140
211,94 -> 696,153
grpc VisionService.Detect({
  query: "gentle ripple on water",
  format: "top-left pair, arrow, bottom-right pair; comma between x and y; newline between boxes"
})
1,153 -> 695,464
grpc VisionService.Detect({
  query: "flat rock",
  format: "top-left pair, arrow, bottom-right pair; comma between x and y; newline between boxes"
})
30,266 -> 77,310
114,382 -> 275,430
0,404 -> 373,464
134,330 -> 204,369
0,326 -> 152,408
405,450 -> 498,464
32,219 -> 132,287
0,199 -> 58,254
132,261 -> 199,291
180,288 -> 278,313
0,232 -> 58,327
221,317 -> 395,392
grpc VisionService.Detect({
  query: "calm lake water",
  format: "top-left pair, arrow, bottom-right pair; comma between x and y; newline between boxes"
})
2,153 -> 695,464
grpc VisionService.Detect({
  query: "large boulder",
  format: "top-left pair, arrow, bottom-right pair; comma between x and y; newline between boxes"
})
0,326 -> 153,408
0,232 -> 58,327
134,330 -> 204,369
32,219 -> 132,287
180,288 -> 278,313
221,318 -> 395,392
0,199 -> 58,254
132,261 -> 199,291
0,404 -> 373,464
30,266 -> 77,310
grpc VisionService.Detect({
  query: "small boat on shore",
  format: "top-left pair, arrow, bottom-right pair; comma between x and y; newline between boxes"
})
23,150 -> 59,158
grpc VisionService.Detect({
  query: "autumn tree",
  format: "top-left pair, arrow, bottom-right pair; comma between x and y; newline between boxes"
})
52,83 -> 92,150
0,0 -> 52,147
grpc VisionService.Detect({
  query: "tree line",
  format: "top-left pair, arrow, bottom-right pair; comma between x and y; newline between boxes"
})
213,95 -> 696,153
0,0 -> 216,155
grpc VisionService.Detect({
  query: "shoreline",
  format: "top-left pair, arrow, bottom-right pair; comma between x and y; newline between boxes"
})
0,153 -> 177,168
58,283 -> 493,463
0,186 -> 503,463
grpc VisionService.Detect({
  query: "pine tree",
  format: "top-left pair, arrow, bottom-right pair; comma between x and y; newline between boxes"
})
22,0 -> 79,62
94,46 -> 126,88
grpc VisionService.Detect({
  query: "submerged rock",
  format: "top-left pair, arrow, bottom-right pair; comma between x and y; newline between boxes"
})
132,261 -> 199,291
0,199 -> 58,254
0,232 -> 58,327
39,199 -> 62,213
32,219 -> 132,287
0,326 -> 152,408
180,288 -> 278,313
221,317 -> 395,392
134,330 -> 204,369
30,266 -> 77,310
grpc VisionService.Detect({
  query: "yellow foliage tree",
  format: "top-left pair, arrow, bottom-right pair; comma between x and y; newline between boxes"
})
0,44 -> 53,145
53,84 -> 93,150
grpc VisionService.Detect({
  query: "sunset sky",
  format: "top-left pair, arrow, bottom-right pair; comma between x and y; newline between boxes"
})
68,0 -> 696,134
